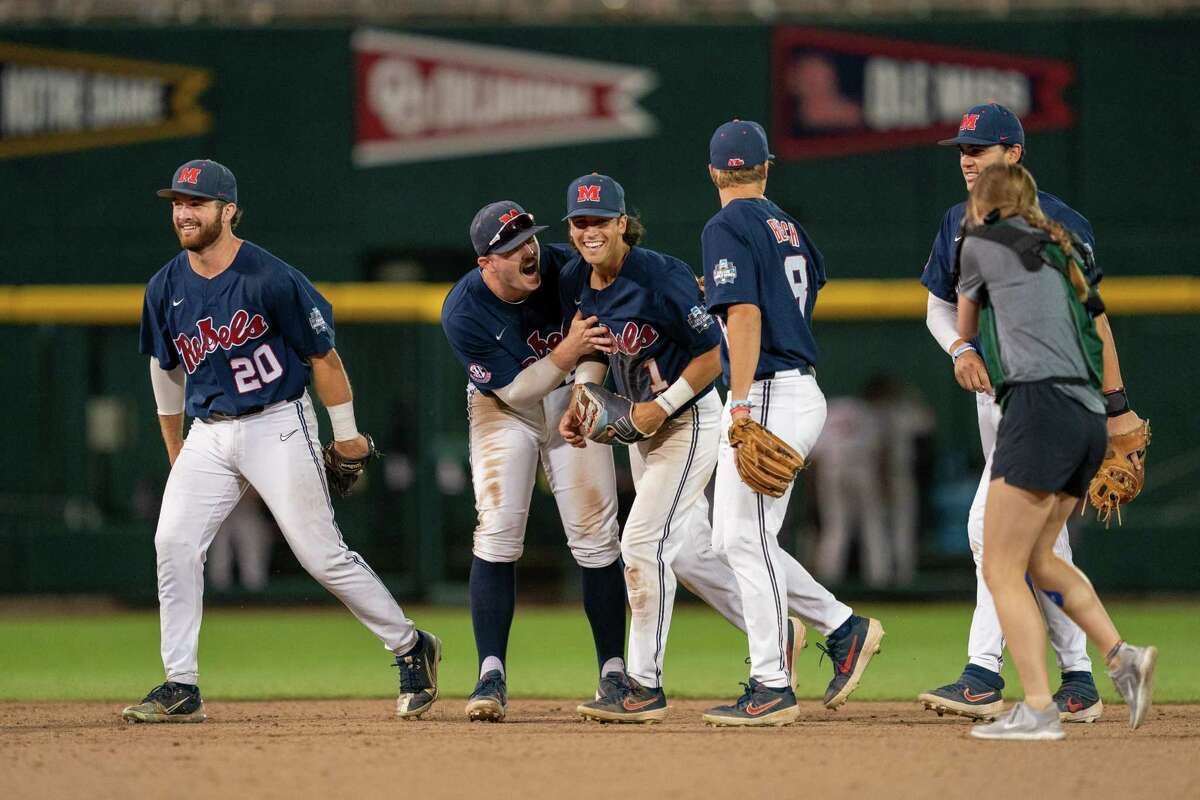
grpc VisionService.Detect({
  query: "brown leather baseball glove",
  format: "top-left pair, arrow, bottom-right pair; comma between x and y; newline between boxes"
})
322,434 -> 379,498
1087,419 -> 1150,525
728,416 -> 806,497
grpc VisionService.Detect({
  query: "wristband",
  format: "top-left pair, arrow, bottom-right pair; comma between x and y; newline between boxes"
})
1104,387 -> 1130,418
730,399 -> 753,417
653,376 -> 697,416
326,401 -> 358,442
951,343 -> 977,362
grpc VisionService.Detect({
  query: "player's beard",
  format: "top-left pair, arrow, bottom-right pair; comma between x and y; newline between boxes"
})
175,214 -> 224,252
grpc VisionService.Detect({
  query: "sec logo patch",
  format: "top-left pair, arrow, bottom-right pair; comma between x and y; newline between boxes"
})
469,364 -> 491,383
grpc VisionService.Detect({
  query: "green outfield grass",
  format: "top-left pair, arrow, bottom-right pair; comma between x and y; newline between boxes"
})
1,601 -> 1195,703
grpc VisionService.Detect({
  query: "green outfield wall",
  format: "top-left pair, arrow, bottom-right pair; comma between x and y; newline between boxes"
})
1,20 -> 1197,596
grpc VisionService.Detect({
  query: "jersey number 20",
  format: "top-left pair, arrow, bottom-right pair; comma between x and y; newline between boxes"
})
785,255 -> 809,316
231,343 -> 284,393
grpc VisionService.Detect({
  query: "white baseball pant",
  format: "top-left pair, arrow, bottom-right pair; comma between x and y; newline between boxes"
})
712,372 -> 851,689
156,393 -> 416,685
467,383 -> 621,568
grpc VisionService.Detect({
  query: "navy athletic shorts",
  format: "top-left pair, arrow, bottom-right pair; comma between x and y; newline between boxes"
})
992,382 -> 1106,498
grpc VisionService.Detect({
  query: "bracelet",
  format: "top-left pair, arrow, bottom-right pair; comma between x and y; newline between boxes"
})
730,400 -> 753,416
1103,387 -> 1130,418
951,343 -> 977,362
326,400 -> 358,442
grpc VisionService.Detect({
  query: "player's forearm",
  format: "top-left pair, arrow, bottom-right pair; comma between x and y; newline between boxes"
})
680,347 -> 721,392
1094,313 -> 1125,392
158,413 -> 184,466
956,296 -> 980,340
926,293 -> 966,354
724,304 -> 761,401
310,349 -> 353,407
493,356 -> 568,409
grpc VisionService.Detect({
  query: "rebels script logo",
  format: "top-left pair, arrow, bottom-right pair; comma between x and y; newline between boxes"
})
608,321 -> 658,356
174,310 -> 269,373
521,328 -> 564,367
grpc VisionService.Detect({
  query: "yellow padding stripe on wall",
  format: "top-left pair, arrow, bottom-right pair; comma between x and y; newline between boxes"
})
1,277 -> 1198,325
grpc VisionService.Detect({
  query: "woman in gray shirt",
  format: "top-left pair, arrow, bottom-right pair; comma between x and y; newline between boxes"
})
956,163 -> 1157,741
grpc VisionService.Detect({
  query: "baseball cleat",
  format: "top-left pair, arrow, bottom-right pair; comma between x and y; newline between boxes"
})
394,630 -> 441,720
969,702 -> 1065,741
122,681 -> 206,723
818,615 -> 884,709
466,669 -> 507,723
577,671 -> 667,723
1053,671 -> 1103,723
919,668 -> 1005,721
702,679 -> 799,727
787,615 -> 807,694
1108,642 -> 1157,730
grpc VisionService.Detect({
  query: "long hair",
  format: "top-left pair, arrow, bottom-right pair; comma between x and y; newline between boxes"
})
968,163 -> 1088,301
623,214 -> 645,246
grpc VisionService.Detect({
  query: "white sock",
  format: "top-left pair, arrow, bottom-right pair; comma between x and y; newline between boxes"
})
481,656 -> 505,679
600,656 -> 625,677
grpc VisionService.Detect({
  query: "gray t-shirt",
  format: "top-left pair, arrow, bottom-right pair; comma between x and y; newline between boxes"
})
958,218 -> 1104,414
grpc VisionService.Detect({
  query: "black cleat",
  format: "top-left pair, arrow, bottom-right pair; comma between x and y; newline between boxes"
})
466,669 -> 507,722
122,682 -> 206,723
395,630 -> 441,719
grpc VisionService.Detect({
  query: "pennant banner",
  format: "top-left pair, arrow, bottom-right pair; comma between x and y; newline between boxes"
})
771,28 -> 1074,159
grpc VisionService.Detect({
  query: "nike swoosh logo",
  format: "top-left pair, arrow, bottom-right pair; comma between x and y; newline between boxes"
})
495,327 -> 507,340
622,696 -> 659,711
963,688 -> 995,702
1065,698 -> 1084,712
837,635 -> 859,674
164,696 -> 190,713
953,236 -> 963,243
172,298 -> 184,306
574,298 -> 582,306
280,429 -> 298,441
746,698 -> 782,715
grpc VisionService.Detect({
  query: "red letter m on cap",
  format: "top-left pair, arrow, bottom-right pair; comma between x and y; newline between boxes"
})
960,113 -> 980,131
499,209 -> 519,223
178,167 -> 202,184
577,185 -> 601,203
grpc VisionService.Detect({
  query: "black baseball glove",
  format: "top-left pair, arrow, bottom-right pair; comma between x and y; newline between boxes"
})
573,383 -> 651,445
322,433 -> 380,497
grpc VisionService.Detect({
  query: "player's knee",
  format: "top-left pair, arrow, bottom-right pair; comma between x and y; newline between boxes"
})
155,531 -> 203,566
567,538 -> 620,569
624,563 -> 650,614
473,530 -> 523,563
1026,548 -> 1060,586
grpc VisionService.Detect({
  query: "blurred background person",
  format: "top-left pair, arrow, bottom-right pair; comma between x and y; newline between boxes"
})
207,489 -> 273,594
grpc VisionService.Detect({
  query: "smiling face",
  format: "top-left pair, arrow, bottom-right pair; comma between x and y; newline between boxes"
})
568,215 -> 628,272
958,143 -> 1022,191
171,195 -> 231,252
478,237 -> 541,301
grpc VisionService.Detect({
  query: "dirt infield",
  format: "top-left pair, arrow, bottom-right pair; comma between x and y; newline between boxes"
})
2,700 -> 1197,799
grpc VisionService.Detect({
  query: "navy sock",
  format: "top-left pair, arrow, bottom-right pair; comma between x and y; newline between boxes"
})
829,614 -> 858,641
580,560 -> 627,670
963,663 -> 1006,691
469,557 -> 516,671
1061,670 -> 1095,685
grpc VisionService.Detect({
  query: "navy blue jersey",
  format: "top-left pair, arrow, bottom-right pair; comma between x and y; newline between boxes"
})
441,243 -> 575,394
921,190 -> 1099,304
139,241 -> 335,419
701,197 -> 825,382
559,246 -> 720,415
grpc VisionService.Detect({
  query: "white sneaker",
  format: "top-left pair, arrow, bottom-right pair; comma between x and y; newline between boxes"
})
969,702 -> 1065,741
1108,643 -> 1158,730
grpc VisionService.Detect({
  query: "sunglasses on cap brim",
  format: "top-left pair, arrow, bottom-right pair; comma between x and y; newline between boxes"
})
488,213 -> 537,252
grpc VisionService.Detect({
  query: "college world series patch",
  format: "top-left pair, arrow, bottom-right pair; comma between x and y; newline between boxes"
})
713,258 -> 737,285
687,305 -> 714,332
308,307 -> 329,334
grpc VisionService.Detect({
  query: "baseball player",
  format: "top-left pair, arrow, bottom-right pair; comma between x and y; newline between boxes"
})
918,104 -> 1146,723
697,121 -> 884,727
440,201 -> 628,722
558,173 -> 842,724
124,160 -> 440,724
957,163 -> 1156,740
